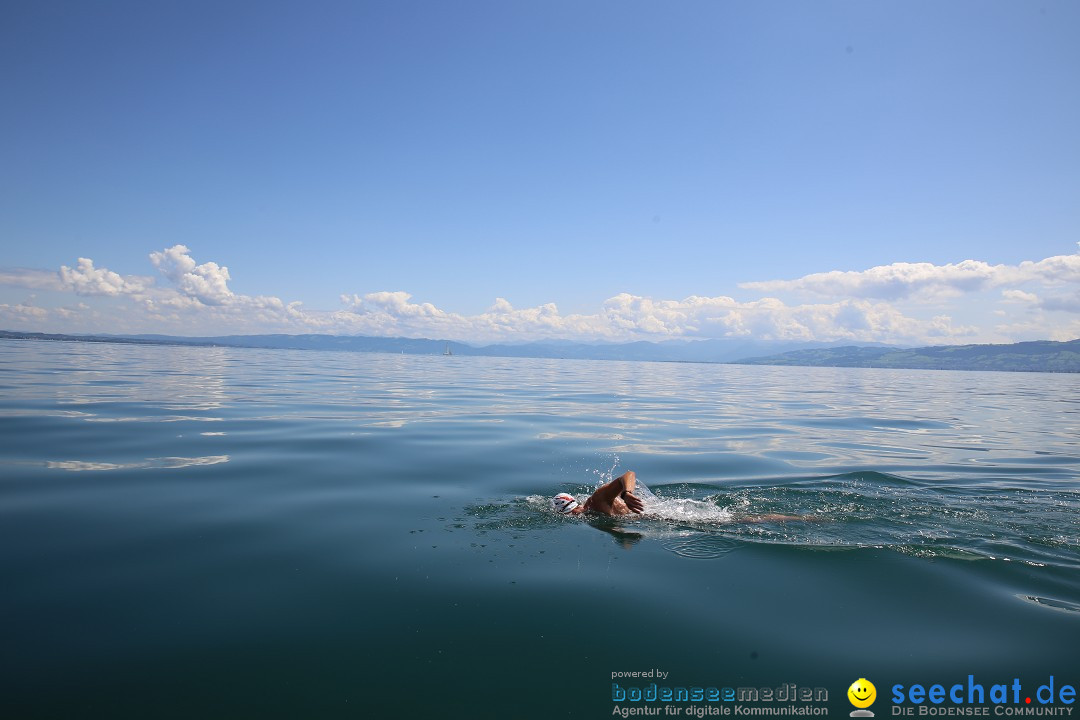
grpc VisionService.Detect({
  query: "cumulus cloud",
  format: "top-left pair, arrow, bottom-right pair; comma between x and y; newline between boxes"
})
58,258 -> 153,296
344,291 -> 449,319
149,245 -> 234,305
335,290 -> 975,344
1022,250 -> 1080,285
740,248 -> 1080,301
2,245 -> 1076,343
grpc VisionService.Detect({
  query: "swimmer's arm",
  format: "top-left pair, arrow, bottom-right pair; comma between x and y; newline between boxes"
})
619,471 -> 644,513
591,471 -> 644,514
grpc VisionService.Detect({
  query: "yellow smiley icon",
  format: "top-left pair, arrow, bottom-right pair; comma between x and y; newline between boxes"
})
848,678 -> 876,709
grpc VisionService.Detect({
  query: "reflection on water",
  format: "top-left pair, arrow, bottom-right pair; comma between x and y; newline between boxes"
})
53,344 -> 232,413
46,455 -> 230,472
1019,595 -> 1080,613
586,516 -> 646,549
5,341 -> 1078,478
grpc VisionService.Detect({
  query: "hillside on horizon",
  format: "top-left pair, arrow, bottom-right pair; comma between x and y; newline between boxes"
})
0,329 -> 882,364
3,329 -> 1079,372
732,338 -> 1080,373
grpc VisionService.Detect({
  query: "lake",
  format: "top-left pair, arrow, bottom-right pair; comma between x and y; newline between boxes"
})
1,339 -> 1078,719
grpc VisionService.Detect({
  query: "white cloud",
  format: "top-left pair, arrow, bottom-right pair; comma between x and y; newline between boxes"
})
1000,286 -> 1080,314
1001,289 -> 1039,304
344,291 -> 450,320
58,258 -> 153,296
149,245 -> 234,305
740,247 -> 1080,301
994,316 -> 1080,343
0,268 -> 66,291
337,291 -> 975,344
0,300 -> 106,332
742,260 -> 999,300
2,247 -> 310,335
1,245 -> 1076,343
0,301 -> 49,324
1021,250 -> 1080,285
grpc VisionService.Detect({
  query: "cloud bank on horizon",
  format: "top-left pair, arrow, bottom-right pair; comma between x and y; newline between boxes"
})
2,245 -> 1079,345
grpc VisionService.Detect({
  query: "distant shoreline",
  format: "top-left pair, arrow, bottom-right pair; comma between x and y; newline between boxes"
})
2,329 -> 1077,374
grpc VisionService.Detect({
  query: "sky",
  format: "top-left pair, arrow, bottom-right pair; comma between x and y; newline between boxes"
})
1,0 -> 1078,345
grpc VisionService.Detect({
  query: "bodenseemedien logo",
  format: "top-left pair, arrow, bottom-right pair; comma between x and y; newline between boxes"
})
849,678 -> 877,717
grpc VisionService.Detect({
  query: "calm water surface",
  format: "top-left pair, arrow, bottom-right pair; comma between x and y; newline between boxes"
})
1,340 -> 1078,719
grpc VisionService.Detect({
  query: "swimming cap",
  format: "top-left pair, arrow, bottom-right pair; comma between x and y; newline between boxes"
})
551,492 -> 580,514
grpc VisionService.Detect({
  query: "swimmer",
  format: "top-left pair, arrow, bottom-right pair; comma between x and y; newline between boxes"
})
552,470 -> 644,516
552,470 -> 811,523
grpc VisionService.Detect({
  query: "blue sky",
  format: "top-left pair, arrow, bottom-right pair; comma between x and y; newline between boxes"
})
2,0 -> 1078,343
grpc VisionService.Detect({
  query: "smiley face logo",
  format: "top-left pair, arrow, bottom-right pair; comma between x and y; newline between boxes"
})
848,678 -> 876,709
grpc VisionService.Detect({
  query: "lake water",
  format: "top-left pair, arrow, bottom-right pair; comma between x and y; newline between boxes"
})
1,339 -> 1078,719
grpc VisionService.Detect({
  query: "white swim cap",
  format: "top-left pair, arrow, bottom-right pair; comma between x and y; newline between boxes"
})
551,492 -> 580,514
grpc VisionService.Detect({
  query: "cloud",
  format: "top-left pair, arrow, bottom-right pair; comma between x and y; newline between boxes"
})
58,258 -> 153,296
338,291 -> 975,344
740,247 -> 1080,301
344,291 -> 450,320
994,316 -> 1080,343
0,301 -> 49,324
1000,287 -> 1080,314
1,245 -> 1075,343
0,300 -> 106,332
742,260 -> 1000,300
0,268 -> 66,292
1001,289 -> 1039,304
149,245 -> 234,305
1021,250 -> 1080,285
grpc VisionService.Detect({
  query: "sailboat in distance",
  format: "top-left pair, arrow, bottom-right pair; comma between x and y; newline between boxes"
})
443,343 -> 453,356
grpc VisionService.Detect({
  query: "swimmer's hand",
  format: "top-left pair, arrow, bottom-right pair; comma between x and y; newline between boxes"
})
623,491 -> 645,514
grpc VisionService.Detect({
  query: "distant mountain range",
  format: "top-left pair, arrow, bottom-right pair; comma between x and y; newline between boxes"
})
0,329 -> 887,363
2,329 -> 1077,372
733,338 -> 1080,373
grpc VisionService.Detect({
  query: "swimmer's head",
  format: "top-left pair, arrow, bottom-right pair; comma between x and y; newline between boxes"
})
551,492 -> 580,514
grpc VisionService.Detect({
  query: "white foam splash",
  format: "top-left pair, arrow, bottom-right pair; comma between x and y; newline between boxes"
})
627,481 -> 733,523
530,483 -> 737,524
640,496 -> 736,524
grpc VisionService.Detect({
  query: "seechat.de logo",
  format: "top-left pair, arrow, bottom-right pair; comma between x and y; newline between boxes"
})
849,678 -> 877,718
